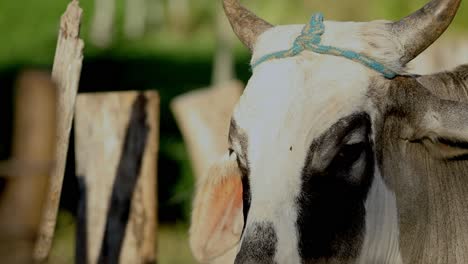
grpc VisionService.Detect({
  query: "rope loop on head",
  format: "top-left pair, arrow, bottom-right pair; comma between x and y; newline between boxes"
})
251,13 -> 398,79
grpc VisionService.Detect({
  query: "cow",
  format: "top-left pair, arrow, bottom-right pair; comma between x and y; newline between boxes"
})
189,0 -> 468,263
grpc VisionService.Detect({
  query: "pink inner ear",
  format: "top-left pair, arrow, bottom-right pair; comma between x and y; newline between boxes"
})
207,174 -> 243,239
189,159 -> 245,262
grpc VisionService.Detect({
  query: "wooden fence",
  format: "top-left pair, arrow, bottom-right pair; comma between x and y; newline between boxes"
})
1,1 -> 160,263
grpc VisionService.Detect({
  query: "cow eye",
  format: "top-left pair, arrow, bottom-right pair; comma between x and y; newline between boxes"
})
228,147 -> 234,156
336,142 -> 365,166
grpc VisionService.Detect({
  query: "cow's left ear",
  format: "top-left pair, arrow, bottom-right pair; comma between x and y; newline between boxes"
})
189,152 -> 244,263
408,97 -> 468,160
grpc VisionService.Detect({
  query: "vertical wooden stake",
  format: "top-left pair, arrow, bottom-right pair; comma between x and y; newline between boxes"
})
124,0 -> 146,39
0,71 -> 57,263
90,0 -> 116,47
75,91 -> 159,264
34,0 -> 84,261
172,3 -> 241,181
146,0 -> 165,28
212,2 -> 235,85
167,0 -> 190,33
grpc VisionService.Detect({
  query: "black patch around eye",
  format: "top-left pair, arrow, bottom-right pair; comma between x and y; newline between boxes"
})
296,112 -> 375,262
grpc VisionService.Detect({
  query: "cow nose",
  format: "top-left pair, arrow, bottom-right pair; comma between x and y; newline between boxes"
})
234,222 -> 277,264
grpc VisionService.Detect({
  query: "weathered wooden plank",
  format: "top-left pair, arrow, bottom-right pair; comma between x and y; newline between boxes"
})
0,71 -> 57,263
34,0 -> 85,261
171,81 -> 242,179
75,91 -> 158,264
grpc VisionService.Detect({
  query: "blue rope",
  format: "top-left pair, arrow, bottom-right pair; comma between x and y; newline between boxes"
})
251,13 -> 397,79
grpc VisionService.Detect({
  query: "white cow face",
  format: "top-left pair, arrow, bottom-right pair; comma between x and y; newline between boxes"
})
190,0 -> 462,263
190,21 -> 401,264
228,22 -> 397,264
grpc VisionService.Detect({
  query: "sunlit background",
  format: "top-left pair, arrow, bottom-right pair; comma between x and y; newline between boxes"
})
0,0 -> 467,263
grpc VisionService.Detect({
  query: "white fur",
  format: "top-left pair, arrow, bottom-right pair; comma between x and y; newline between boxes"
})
358,168 -> 403,264
231,20 -> 406,263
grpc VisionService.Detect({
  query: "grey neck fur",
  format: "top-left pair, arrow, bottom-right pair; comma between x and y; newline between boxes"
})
377,64 -> 468,264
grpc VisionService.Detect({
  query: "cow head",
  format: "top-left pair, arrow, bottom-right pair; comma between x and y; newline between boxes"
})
190,0 -> 465,263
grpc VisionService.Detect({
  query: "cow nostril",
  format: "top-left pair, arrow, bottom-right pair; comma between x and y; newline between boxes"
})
234,222 -> 278,264
235,252 -> 276,264
234,255 -> 259,264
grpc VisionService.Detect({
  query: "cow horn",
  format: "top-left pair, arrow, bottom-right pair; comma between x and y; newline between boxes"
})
223,0 -> 273,51
391,0 -> 461,65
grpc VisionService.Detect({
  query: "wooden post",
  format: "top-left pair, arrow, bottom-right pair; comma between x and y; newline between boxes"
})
90,0 -> 115,47
146,0 -> 165,28
167,0 -> 190,33
171,81 -> 242,179
171,2 -> 242,180
0,71 -> 57,263
34,0 -> 84,261
124,0 -> 146,39
212,2 -> 235,85
75,91 -> 159,264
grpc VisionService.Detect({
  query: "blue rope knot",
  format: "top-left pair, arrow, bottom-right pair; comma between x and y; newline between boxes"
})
251,13 -> 397,79
302,12 -> 325,41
